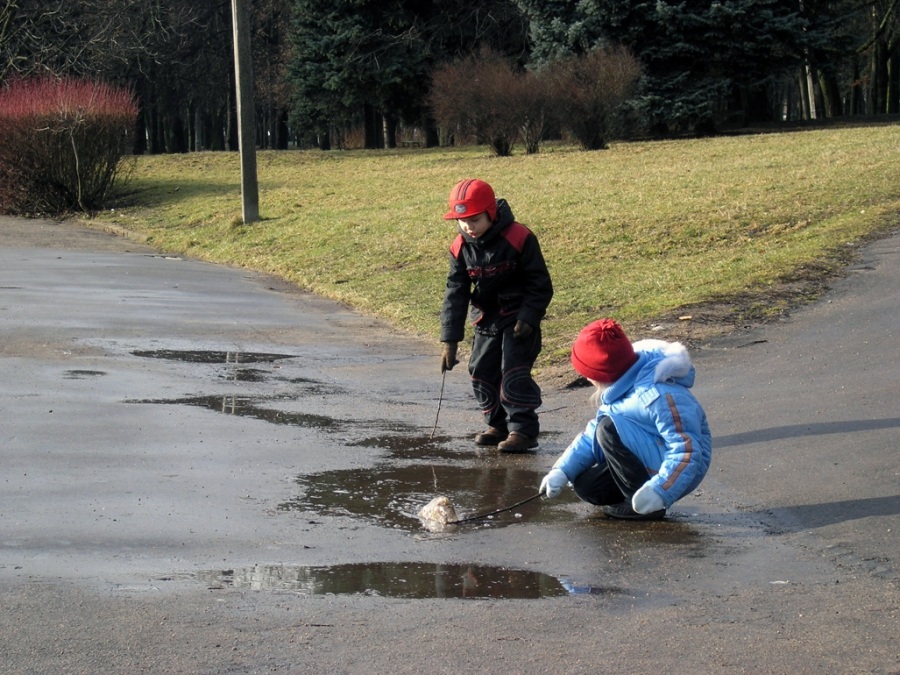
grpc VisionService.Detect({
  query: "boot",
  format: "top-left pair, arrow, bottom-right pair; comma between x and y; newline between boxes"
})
474,427 -> 508,446
601,501 -> 666,521
497,431 -> 538,453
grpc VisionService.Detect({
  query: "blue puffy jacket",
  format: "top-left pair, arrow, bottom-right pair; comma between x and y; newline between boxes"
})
553,340 -> 712,508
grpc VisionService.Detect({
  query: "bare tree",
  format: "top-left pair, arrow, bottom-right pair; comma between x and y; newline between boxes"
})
547,45 -> 641,150
430,48 -> 523,155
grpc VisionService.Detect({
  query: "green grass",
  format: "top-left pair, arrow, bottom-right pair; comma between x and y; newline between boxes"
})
90,124 -> 900,373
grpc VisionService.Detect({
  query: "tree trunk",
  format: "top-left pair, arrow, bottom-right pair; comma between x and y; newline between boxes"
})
168,112 -> 188,153
804,61 -> 818,119
888,51 -> 899,114
318,128 -> 331,151
871,41 -> 888,114
423,117 -> 440,148
149,105 -> 163,155
382,113 -> 397,149
133,100 -> 147,155
275,108 -> 289,149
798,69 -> 811,120
363,104 -> 382,149
817,69 -> 844,117
849,58 -> 864,115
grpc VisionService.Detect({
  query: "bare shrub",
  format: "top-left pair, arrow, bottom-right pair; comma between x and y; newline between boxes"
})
509,66 -> 557,154
0,78 -> 137,215
548,45 -> 642,150
430,49 -> 522,156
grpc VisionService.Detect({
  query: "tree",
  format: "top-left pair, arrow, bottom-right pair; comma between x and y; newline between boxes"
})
855,0 -> 900,113
288,0 -> 529,149
517,0 -> 822,132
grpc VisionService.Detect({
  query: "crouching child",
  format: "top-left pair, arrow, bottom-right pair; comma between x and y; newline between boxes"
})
540,318 -> 712,520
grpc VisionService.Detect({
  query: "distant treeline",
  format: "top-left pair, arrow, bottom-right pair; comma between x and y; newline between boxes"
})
1,0 -> 897,153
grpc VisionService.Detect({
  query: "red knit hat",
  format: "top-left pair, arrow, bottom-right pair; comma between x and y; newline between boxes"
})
443,179 -> 498,221
570,319 -> 638,383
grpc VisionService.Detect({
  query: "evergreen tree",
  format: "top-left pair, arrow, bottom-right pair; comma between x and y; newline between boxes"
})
517,0 -> 814,132
287,0 -> 528,149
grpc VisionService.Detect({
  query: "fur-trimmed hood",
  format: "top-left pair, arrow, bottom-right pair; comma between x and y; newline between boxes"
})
632,339 -> 695,387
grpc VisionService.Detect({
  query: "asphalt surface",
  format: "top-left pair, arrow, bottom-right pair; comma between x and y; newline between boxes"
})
0,216 -> 897,673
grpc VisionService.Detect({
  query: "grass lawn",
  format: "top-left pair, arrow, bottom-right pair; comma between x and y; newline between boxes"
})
88,122 -> 900,377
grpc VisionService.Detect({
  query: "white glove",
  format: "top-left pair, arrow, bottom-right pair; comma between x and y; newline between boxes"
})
540,468 -> 568,499
632,483 -> 665,514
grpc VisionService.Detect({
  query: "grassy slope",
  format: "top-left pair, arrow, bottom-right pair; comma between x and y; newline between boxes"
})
91,124 -> 900,375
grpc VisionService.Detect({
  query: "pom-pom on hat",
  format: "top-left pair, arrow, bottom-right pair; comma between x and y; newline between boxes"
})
570,318 -> 638,383
443,178 -> 497,221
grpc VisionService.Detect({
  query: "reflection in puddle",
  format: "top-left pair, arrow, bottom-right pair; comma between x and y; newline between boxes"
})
133,349 -> 297,364
282,377 -> 348,395
349,434 -> 463,461
280,463 -> 562,531
63,370 -> 106,379
126,394 -> 423,438
129,395 -> 338,429
219,367 -> 268,382
191,562 -> 621,599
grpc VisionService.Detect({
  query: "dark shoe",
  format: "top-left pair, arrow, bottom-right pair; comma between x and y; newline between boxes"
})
475,427 -> 508,446
498,431 -> 539,453
601,502 -> 666,521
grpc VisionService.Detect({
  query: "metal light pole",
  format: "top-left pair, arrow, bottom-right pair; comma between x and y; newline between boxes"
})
231,0 -> 259,224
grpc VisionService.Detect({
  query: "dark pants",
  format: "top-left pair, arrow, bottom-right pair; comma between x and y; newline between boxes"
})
571,416 -> 650,505
468,324 -> 542,438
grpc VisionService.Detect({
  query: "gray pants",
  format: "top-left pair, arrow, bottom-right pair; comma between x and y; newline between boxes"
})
468,324 -> 542,437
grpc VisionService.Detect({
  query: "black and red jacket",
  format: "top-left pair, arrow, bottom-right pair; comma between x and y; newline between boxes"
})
440,199 -> 553,342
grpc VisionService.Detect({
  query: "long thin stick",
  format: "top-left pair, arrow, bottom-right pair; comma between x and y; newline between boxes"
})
429,370 -> 446,440
449,491 -> 543,525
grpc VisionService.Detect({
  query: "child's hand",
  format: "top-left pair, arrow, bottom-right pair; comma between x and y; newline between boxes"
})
632,483 -> 665,514
540,469 -> 568,498
513,320 -> 533,339
441,342 -> 459,372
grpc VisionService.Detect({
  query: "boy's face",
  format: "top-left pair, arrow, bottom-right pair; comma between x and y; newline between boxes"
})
457,211 -> 492,239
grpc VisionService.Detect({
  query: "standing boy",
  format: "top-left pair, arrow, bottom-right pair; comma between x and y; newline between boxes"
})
439,178 -> 553,452
540,318 -> 712,519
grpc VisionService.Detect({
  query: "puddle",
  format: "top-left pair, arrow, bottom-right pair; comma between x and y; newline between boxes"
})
63,369 -> 106,379
348,433 -> 463,461
126,394 -> 425,440
218,367 -> 269,382
282,377 -> 348,395
128,395 -> 338,429
280,463 -> 564,531
133,349 -> 297,364
190,562 -> 621,599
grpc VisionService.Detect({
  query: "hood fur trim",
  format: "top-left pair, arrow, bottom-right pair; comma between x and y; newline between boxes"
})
632,339 -> 692,383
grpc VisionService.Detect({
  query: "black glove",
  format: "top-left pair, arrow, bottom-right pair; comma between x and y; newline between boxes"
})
441,342 -> 459,372
513,320 -> 533,339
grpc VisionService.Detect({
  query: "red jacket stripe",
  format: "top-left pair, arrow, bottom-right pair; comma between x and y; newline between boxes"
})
661,392 -> 693,490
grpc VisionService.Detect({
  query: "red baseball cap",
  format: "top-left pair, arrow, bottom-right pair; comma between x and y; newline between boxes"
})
443,179 -> 497,221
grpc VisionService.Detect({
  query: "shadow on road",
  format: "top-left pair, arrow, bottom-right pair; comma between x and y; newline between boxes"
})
714,417 -> 900,448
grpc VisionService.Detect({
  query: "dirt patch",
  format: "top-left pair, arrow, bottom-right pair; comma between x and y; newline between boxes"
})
0,215 -> 155,252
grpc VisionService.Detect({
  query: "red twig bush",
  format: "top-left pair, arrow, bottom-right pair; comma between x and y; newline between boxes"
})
0,78 -> 138,215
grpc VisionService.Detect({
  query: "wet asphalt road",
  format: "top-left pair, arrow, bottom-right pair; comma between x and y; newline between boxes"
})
0,217 -> 897,673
